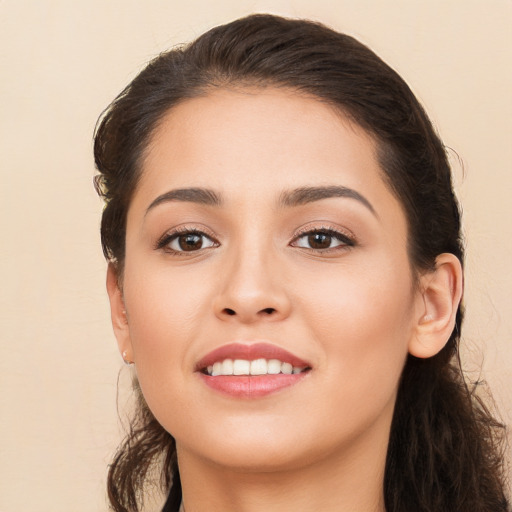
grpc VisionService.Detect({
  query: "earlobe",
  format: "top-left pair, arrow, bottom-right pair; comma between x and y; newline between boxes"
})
409,253 -> 463,359
106,263 -> 134,363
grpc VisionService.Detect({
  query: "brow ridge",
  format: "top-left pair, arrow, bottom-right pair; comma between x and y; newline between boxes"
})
145,187 -> 222,215
145,185 -> 376,217
279,185 -> 376,215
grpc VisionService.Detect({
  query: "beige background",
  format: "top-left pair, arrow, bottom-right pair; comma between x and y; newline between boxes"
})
1,1 -> 510,510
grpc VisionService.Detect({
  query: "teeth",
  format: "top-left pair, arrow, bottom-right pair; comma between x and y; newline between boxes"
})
281,362 -> 293,374
233,359 -> 250,375
221,359 -> 234,375
205,358 -> 307,376
267,359 -> 281,374
250,358 -> 267,375
211,362 -> 222,376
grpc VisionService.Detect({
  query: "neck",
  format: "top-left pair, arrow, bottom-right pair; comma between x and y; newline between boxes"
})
176,425 -> 389,512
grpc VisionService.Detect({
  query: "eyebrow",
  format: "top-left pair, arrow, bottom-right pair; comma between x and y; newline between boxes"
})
279,185 -> 377,216
145,187 -> 222,216
145,184 -> 377,217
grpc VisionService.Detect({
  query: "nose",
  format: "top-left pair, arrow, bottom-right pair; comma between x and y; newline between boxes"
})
212,247 -> 292,324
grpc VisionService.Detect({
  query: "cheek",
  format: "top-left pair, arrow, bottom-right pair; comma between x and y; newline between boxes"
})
285,267 -> 413,453
121,268 -> 210,424
297,260 -> 414,388
122,261 -> 212,375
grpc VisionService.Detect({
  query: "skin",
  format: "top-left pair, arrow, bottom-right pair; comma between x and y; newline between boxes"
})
107,88 -> 462,512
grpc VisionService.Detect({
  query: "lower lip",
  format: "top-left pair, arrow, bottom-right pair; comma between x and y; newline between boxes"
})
198,372 -> 309,398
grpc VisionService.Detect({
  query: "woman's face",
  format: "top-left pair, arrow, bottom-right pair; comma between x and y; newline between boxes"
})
115,88 -> 425,471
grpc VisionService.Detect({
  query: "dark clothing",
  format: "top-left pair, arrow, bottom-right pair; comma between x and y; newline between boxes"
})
162,491 -> 179,512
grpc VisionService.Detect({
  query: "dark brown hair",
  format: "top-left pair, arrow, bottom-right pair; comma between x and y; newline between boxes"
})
94,14 -> 509,512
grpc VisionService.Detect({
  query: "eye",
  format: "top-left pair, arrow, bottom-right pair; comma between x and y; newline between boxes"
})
157,229 -> 218,253
291,228 -> 354,251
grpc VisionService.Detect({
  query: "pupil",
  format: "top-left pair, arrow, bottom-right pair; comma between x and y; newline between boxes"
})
179,234 -> 202,251
309,232 -> 331,249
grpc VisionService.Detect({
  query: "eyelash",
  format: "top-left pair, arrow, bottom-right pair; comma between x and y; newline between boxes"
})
290,225 -> 356,253
155,225 -> 356,256
155,226 -> 219,255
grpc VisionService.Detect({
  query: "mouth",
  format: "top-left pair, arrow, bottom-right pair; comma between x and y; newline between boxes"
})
202,358 -> 309,376
195,342 -> 312,398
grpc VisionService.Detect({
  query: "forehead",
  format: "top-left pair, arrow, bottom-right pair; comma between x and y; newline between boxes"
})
131,87 -> 404,227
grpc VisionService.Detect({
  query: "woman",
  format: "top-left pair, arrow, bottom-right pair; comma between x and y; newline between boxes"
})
94,14 -> 509,512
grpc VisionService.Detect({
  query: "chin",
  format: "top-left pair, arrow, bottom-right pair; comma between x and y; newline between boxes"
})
189,439 -> 316,474
174,414 -> 349,475
173,416 -> 310,470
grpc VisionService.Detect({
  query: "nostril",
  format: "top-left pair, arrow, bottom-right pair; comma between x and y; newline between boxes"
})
220,307 -> 277,318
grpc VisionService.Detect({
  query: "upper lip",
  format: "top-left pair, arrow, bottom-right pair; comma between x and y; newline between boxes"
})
195,342 -> 311,371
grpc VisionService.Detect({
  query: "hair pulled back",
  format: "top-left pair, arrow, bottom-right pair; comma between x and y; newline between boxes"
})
94,14 -> 509,512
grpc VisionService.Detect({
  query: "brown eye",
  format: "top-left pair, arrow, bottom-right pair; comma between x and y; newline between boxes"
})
307,232 -> 332,249
292,229 -> 354,251
163,231 -> 217,253
178,233 -> 204,251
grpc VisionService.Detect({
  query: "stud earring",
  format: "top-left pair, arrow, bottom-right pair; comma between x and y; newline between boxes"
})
122,350 -> 134,365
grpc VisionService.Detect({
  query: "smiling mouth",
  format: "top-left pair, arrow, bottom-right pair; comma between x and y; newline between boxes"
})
202,358 -> 310,376
196,342 -> 312,397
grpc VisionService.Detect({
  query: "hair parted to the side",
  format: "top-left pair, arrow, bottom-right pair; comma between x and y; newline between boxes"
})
94,14 -> 510,512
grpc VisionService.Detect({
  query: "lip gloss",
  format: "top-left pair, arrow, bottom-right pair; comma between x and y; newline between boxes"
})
196,342 -> 311,398
199,372 -> 309,398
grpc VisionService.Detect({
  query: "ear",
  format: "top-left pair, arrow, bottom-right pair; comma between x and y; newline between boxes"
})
409,253 -> 463,358
106,263 -> 134,364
